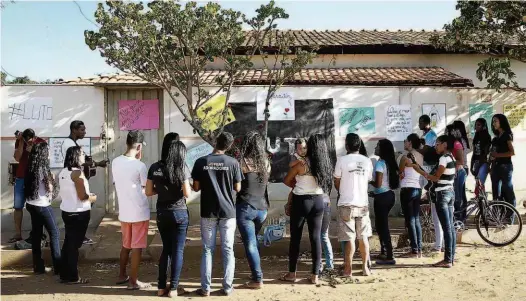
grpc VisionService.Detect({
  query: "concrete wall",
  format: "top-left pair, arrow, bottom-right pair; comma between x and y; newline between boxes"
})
1,85 -> 107,231
164,86 -> 526,222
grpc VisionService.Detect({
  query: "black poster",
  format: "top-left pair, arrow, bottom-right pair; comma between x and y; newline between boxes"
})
224,99 -> 336,183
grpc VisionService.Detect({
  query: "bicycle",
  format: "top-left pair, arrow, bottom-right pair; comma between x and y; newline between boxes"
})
420,179 -> 522,247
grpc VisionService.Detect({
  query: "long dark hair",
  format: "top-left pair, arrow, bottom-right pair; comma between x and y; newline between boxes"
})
377,139 -> 400,190
359,139 -> 368,156
406,133 -> 422,150
160,133 -> 187,187
306,134 -> 333,194
453,120 -> 470,149
64,146 -> 83,170
25,142 -> 57,200
445,124 -> 461,143
437,134 -> 455,152
473,118 -> 491,145
240,130 -> 268,182
491,114 -> 513,140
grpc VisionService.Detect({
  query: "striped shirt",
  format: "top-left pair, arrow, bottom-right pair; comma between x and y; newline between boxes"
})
435,154 -> 456,191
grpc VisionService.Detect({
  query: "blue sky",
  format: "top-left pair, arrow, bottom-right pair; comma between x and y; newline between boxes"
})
1,1 -> 459,81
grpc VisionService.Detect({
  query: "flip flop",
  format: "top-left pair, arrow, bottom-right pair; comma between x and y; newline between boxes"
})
278,273 -> 297,283
116,276 -> 130,285
7,237 -> 22,243
62,278 -> 89,285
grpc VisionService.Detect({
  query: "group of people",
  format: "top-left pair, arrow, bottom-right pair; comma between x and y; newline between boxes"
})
11,111 -> 516,296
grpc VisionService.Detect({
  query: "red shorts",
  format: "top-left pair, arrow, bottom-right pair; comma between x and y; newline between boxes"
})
120,220 -> 149,249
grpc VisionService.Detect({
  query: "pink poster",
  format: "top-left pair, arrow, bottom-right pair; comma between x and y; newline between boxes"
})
118,99 -> 160,130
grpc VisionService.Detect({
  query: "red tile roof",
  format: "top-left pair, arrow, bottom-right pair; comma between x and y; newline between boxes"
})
60,67 -> 473,87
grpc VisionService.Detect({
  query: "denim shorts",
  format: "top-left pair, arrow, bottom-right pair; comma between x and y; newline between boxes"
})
13,178 -> 25,209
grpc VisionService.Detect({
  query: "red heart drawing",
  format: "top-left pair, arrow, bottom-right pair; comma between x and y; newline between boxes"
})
285,108 -> 290,112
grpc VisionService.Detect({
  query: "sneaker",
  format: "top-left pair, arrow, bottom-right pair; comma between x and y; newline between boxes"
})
34,267 -> 52,275
14,239 -> 32,250
83,237 -> 95,245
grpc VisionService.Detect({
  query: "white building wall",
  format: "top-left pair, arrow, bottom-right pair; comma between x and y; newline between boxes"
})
0,85 -> 107,230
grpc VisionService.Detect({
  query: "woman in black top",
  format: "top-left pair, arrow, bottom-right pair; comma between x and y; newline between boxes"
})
471,118 -> 492,193
489,114 -> 516,208
145,133 -> 191,297
236,130 -> 270,289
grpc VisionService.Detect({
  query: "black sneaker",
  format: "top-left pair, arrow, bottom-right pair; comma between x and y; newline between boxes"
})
83,237 -> 95,245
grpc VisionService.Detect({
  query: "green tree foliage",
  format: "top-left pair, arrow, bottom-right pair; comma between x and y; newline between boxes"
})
85,0 -> 316,143
432,1 -> 526,92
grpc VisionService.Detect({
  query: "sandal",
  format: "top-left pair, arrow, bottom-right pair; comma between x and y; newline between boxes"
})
127,280 -> 152,290
116,276 -> 130,285
279,273 -> 297,283
242,281 -> 263,289
432,260 -> 452,268
309,275 -> 319,285
7,236 -> 22,243
62,278 -> 89,285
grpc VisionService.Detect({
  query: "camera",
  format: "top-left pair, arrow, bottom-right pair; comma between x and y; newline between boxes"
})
14,130 -> 20,137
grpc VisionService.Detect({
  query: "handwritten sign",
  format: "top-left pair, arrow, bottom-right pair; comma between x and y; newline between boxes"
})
118,99 -> 159,130
6,97 -> 53,129
339,107 -> 375,136
385,105 -> 412,141
422,103 -> 447,134
186,142 -> 214,172
504,104 -> 526,130
257,91 -> 295,121
196,95 -> 236,131
469,103 -> 494,136
49,137 -> 91,168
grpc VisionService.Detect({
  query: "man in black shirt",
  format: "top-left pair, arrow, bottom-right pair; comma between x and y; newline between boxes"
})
191,132 -> 242,296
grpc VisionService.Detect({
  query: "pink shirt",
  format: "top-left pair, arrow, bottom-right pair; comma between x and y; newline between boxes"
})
454,141 -> 463,151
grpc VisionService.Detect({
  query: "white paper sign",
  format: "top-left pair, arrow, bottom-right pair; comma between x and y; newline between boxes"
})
257,91 -> 295,121
385,105 -> 412,141
6,97 -> 53,129
186,142 -> 214,172
49,137 -> 91,168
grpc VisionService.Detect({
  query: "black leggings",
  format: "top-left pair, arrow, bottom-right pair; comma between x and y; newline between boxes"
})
374,190 -> 395,259
288,194 -> 324,275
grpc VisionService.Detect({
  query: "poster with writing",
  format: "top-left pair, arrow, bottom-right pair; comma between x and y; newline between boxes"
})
6,97 -> 53,129
422,103 -> 447,134
196,95 -> 236,131
257,91 -> 295,121
469,103 -> 494,136
49,137 -> 91,168
118,99 -> 159,130
504,104 -> 526,130
339,107 -> 375,136
385,105 -> 412,141
186,142 -> 214,172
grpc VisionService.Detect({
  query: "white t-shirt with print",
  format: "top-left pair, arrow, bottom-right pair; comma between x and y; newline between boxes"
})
334,153 -> 373,207
111,155 -> 149,223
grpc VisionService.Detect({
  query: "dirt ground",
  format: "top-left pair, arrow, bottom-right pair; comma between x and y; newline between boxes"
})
2,235 -> 526,301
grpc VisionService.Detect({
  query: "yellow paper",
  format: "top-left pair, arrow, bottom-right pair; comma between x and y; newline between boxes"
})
196,94 -> 236,131
504,104 -> 526,130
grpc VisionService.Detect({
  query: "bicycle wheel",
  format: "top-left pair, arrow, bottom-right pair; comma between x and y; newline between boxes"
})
475,201 -> 523,247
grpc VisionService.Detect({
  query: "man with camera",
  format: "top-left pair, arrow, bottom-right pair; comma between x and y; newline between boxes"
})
61,120 -> 108,245
9,129 -> 46,245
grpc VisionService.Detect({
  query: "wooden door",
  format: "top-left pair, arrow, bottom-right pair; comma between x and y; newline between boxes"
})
105,88 -> 163,213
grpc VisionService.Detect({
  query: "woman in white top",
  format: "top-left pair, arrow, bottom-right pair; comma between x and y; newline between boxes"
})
398,134 -> 424,257
58,146 -> 96,284
24,142 -> 60,274
283,134 -> 333,285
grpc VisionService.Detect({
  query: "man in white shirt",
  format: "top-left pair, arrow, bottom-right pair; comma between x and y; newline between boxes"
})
111,130 -> 150,290
62,120 -> 108,245
334,133 -> 373,277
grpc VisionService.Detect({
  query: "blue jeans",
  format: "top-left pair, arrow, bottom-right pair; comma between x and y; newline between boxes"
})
454,168 -> 467,221
26,204 -> 61,273
320,202 -> 334,270
14,178 -> 25,209
491,164 -> 516,208
400,188 -> 422,253
156,209 -> 189,290
435,188 -> 456,263
236,203 -> 267,283
200,217 -> 236,293
472,162 -> 489,186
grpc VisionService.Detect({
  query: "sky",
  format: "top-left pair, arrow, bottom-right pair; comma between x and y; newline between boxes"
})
1,0 -> 459,81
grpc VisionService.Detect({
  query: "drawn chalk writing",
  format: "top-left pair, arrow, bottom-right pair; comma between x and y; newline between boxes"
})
6,97 -> 53,129
118,99 -> 159,130
339,107 -> 375,136
385,105 -> 412,141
